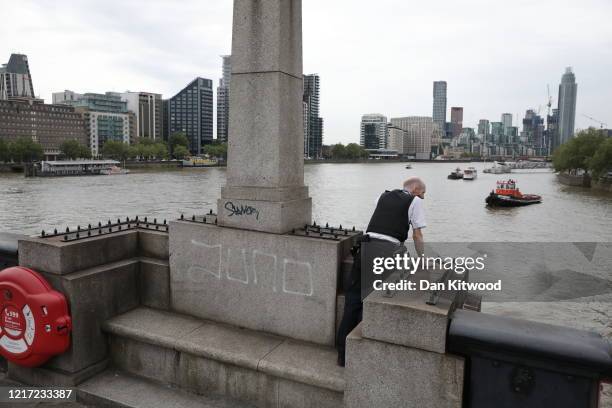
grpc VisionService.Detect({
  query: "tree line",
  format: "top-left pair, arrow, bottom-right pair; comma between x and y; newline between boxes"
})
552,128 -> 612,178
324,143 -> 369,159
0,132 -> 228,163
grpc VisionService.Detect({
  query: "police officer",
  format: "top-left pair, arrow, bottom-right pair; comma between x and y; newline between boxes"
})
336,177 -> 427,366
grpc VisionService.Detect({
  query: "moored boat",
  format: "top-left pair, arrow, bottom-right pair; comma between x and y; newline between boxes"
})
100,165 -> 130,175
447,167 -> 463,179
485,179 -> 541,207
463,167 -> 477,180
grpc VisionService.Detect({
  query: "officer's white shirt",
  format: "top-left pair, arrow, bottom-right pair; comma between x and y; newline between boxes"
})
367,191 -> 427,244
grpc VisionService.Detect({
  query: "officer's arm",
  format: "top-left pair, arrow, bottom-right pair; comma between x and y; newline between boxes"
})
413,228 -> 424,256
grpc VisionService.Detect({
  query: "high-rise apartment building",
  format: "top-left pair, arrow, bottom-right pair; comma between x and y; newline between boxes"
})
547,108 -> 560,152
478,119 -> 490,142
501,113 -> 513,136
432,81 -> 447,132
360,114 -> 388,150
558,67 -> 577,145
450,107 -> 463,138
303,74 -> 323,158
167,77 -> 214,155
120,92 -> 163,141
390,116 -> 434,160
0,54 -> 35,101
216,55 -> 231,143
521,109 -> 545,154
54,90 -> 134,156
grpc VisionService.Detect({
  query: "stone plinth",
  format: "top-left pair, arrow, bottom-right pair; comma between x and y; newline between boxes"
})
169,220 -> 351,345
362,281 -> 455,354
344,325 -> 464,408
220,0 -> 311,234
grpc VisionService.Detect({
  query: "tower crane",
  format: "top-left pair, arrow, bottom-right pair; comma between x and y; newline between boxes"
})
546,85 -> 553,117
582,114 -> 607,129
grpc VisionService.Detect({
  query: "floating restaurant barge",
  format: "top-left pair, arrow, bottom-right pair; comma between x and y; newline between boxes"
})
27,160 -> 123,177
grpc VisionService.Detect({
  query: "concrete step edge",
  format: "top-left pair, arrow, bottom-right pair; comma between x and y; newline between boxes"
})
78,369 -> 255,408
103,307 -> 345,392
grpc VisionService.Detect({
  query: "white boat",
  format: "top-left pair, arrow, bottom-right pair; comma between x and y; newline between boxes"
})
483,162 -> 511,174
463,167 -> 477,180
100,165 -> 130,175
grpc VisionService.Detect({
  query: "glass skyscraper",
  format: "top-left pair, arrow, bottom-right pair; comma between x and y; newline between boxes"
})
168,77 -> 214,155
303,74 -> 323,158
557,67 -> 577,145
216,55 -> 231,143
432,81 -> 447,133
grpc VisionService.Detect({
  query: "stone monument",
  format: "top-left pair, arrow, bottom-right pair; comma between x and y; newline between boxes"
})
217,0 -> 312,234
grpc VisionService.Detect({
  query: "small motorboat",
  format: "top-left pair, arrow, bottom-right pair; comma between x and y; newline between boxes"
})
485,180 -> 541,207
448,168 -> 463,179
463,167 -> 477,180
405,164 -> 412,169
100,165 -> 130,175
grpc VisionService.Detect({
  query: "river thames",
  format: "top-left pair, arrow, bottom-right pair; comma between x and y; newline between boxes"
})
1,161 -> 611,240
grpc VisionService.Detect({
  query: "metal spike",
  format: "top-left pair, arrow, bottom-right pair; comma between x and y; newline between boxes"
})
76,233 -> 80,238
154,218 -> 157,224
144,217 -> 148,223
192,215 -> 196,221
98,222 -> 102,227
352,226 -> 355,231
77,225 -> 81,231
41,230 -> 45,237
135,216 -> 139,221
66,227 -> 70,233
339,224 -> 343,230
155,225 -> 159,230
64,235 -> 68,241
109,227 -> 112,232
88,224 -> 91,230
117,218 -> 120,224
163,219 -> 166,225
214,218 -> 217,225
118,225 -> 122,230
87,230 -> 91,236
126,217 -> 129,222
54,228 -> 57,235
326,222 -> 329,228
180,214 -> 184,220
209,209 -> 213,215
313,221 -> 317,227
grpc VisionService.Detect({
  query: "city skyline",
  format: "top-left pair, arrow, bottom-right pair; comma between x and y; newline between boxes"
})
2,0 -> 611,144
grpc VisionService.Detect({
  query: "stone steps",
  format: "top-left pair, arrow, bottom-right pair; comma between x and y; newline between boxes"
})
78,369 -> 255,408
102,307 -> 345,408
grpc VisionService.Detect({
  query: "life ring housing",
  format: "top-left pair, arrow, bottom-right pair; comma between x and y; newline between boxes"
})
0,266 -> 71,367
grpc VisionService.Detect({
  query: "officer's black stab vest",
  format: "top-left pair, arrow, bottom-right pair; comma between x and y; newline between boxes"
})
366,189 -> 414,242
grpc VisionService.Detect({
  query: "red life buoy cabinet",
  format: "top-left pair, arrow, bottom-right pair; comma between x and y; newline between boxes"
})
0,267 -> 71,367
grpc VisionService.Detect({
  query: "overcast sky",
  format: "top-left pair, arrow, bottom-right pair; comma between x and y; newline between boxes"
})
2,0 -> 611,144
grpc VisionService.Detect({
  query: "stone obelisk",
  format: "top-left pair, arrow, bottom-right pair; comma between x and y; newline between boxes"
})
217,0 -> 312,234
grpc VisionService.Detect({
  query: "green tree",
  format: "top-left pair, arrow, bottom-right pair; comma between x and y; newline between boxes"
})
173,145 -> 189,160
153,143 -> 169,160
0,139 -> 9,162
553,128 -> 605,174
588,137 -> 612,178
9,137 -> 44,163
203,143 -> 227,159
330,143 -> 347,159
78,144 -> 92,159
169,132 -> 189,149
345,143 -> 368,159
60,139 -> 86,159
101,140 -> 130,161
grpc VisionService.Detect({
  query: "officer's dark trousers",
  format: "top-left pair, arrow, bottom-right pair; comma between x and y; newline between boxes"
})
336,238 -> 400,365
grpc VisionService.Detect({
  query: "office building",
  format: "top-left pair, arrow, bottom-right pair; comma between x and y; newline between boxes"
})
216,55 -> 231,142
167,77 -> 214,154
360,114 -> 388,150
521,109 -> 545,155
501,113 -> 512,135
547,108 -> 560,152
0,99 -> 87,158
450,107 -> 463,138
491,122 -> 504,144
0,54 -> 36,101
390,116 -> 434,160
557,67 -> 577,145
387,124 -> 409,155
54,91 -> 134,157
478,119 -> 490,142
303,74 -> 323,158
432,81 -> 447,132
120,92 -> 163,141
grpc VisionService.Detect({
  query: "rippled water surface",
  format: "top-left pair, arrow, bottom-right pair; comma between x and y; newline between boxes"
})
1,162 -> 610,241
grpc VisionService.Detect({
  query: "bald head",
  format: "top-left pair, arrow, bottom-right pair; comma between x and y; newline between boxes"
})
403,177 -> 426,198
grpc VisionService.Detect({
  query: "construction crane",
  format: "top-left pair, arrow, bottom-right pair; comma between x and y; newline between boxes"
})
582,114 -> 607,129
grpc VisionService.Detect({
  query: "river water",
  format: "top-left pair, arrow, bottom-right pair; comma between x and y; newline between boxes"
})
1,161 -> 611,240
